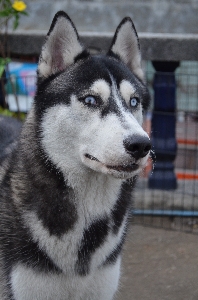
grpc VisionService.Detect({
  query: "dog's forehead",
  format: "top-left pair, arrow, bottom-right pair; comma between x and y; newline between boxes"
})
74,55 -> 136,86
80,55 -> 138,100
89,78 -> 136,102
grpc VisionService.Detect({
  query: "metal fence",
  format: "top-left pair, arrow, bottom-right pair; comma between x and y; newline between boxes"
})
133,61 -> 198,233
3,61 -> 198,233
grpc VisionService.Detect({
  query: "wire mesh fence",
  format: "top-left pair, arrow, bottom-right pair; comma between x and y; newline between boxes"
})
2,61 -> 198,233
133,61 -> 198,233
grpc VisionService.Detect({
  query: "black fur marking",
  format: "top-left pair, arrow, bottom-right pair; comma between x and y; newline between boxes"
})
36,185 -> 77,237
111,181 -> 133,234
4,232 -> 61,275
12,89 -> 79,239
102,233 -> 126,266
106,51 -> 120,62
74,49 -> 90,63
76,217 -> 109,276
16,141 -> 78,237
101,92 -> 128,118
0,179 -> 61,283
101,100 -> 120,118
0,116 -> 22,164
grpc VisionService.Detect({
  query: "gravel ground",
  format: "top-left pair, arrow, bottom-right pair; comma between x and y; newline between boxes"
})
116,223 -> 198,300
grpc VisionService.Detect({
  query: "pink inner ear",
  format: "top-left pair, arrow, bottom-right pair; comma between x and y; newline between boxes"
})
52,42 -> 65,73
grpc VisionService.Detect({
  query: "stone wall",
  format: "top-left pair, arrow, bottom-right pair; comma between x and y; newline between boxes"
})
16,0 -> 198,34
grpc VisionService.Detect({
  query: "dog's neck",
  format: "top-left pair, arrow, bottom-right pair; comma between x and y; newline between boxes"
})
69,170 -> 123,218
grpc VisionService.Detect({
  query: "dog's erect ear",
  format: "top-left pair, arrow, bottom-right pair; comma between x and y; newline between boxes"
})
108,17 -> 144,82
38,11 -> 86,78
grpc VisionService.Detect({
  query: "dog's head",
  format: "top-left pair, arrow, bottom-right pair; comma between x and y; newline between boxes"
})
35,11 -> 151,180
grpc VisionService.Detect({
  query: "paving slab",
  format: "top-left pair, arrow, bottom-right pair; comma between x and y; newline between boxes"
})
116,223 -> 198,300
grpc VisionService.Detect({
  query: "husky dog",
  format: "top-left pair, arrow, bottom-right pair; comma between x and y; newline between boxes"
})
0,11 -> 151,300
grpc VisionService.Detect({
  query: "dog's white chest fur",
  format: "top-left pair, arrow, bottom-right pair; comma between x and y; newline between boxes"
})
11,261 -> 120,300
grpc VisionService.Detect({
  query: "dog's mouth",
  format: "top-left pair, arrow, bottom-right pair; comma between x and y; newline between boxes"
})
106,163 -> 139,172
85,154 -> 100,162
84,154 -> 139,173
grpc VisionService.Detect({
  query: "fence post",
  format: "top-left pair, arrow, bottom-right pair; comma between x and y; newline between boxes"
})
148,61 -> 179,190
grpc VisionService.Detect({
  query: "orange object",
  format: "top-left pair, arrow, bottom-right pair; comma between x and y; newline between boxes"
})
177,139 -> 198,146
176,172 -> 198,180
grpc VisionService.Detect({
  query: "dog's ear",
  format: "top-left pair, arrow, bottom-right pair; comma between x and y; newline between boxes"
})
38,11 -> 87,78
108,17 -> 144,82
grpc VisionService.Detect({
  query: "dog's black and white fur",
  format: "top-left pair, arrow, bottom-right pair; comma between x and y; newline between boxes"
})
0,11 -> 151,299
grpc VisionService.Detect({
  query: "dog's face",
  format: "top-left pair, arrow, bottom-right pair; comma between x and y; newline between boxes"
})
35,11 -> 151,180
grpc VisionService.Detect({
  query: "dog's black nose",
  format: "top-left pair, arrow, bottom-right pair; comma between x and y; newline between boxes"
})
123,135 -> 151,160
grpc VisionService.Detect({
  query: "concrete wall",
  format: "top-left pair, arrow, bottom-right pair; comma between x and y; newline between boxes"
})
16,0 -> 198,34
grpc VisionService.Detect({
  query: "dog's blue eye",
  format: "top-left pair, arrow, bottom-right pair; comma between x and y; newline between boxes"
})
130,97 -> 139,108
84,96 -> 97,106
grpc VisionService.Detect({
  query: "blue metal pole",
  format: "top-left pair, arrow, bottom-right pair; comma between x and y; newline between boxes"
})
148,61 -> 180,190
133,209 -> 198,217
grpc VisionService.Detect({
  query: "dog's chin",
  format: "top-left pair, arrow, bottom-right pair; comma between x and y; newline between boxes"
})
82,153 -> 142,179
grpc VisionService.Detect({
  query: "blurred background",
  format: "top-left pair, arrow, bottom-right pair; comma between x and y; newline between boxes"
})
14,0 -> 198,34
